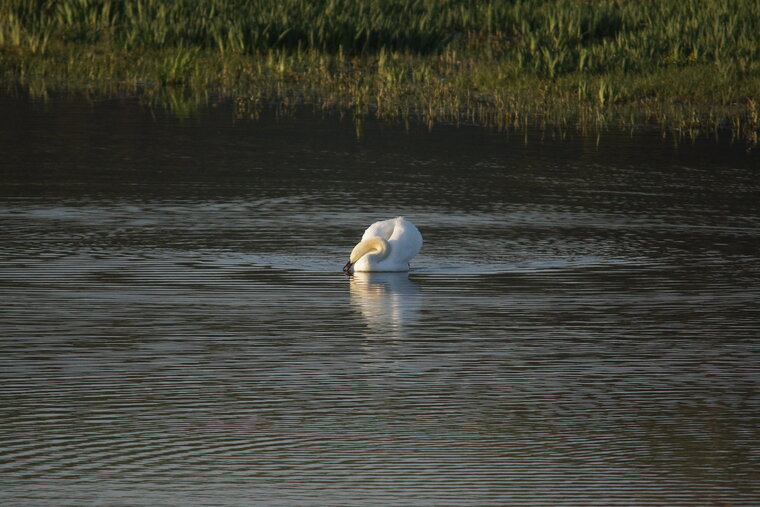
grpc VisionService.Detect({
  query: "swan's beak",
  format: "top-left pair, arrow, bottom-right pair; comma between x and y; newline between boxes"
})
342,259 -> 353,275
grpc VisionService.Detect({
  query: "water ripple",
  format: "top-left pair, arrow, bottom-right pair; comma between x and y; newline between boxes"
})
1,98 -> 759,505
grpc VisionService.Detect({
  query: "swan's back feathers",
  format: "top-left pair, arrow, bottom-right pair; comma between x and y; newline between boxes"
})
388,218 -> 422,260
361,218 -> 398,242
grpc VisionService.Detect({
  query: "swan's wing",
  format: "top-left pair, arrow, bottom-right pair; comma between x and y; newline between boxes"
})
389,219 -> 423,261
361,218 -> 397,241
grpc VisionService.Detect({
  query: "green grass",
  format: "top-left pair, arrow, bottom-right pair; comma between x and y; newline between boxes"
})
1,0 -> 758,142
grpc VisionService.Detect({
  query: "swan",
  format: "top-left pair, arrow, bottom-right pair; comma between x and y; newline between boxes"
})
343,217 -> 423,274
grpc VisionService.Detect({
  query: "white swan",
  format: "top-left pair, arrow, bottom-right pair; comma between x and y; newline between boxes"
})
343,217 -> 423,274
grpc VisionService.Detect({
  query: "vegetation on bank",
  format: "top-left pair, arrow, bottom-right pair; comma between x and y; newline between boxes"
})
1,0 -> 758,141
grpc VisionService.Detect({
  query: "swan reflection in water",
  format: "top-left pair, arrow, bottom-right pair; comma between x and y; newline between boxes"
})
349,272 -> 421,340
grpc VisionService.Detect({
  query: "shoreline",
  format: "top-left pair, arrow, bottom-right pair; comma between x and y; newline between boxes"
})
2,0 -> 757,143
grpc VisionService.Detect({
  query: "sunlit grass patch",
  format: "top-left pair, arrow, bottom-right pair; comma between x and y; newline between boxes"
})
1,0 -> 758,143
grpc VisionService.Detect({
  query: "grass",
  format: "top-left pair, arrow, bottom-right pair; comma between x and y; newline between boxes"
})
1,0 -> 759,142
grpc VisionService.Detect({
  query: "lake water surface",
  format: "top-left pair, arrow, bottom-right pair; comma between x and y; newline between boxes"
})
1,95 -> 759,505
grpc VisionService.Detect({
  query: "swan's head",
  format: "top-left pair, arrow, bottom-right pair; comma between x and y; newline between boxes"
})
343,237 -> 389,275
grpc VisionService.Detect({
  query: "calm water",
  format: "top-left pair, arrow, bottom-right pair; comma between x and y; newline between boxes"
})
1,96 -> 759,505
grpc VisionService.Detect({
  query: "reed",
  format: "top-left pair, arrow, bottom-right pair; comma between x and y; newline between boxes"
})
1,0 -> 758,141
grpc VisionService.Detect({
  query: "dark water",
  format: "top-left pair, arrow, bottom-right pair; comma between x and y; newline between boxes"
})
1,96 -> 759,505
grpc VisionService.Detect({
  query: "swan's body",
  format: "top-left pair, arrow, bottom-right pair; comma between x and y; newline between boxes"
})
343,217 -> 422,274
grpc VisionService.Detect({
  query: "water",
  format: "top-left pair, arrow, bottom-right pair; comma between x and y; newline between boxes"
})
1,96 -> 759,505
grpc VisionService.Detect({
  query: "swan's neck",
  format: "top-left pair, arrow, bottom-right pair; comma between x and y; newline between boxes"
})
350,237 -> 390,264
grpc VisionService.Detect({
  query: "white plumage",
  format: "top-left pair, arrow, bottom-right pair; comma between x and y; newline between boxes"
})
343,217 -> 423,273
